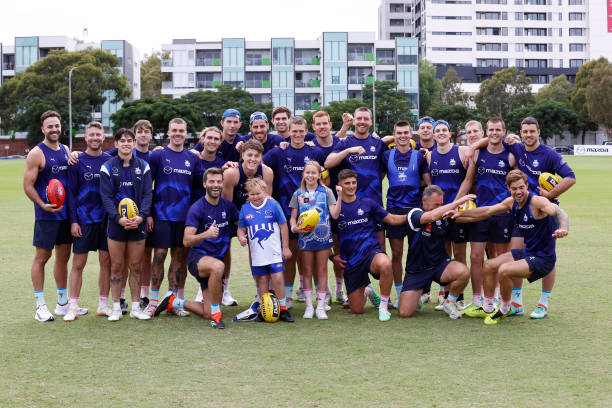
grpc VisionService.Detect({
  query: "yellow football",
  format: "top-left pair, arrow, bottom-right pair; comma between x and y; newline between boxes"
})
538,172 -> 560,192
388,140 -> 416,149
321,169 -> 329,180
118,198 -> 139,219
296,209 -> 320,233
260,292 -> 280,323
458,200 -> 477,212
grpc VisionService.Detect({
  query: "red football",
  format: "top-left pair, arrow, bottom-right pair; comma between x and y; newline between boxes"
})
46,179 -> 65,208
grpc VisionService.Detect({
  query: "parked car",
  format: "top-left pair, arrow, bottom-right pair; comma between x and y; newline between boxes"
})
553,146 -> 574,155
603,141 -> 612,145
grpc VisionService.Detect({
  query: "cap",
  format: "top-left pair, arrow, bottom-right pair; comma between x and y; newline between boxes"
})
222,109 -> 241,120
249,111 -> 268,124
433,119 -> 450,131
418,116 -> 435,127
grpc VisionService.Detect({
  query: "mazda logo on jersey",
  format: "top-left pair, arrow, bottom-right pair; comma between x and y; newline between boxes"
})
348,154 -> 358,163
478,167 -> 485,174
337,221 -> 347,230
84,172 -> 94,180
163,166 -> 173,174
431,169 -> 439,176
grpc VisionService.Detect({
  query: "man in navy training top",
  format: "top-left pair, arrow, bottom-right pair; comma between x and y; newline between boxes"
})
193,108 -> 243,163
156,167 -> 239,329
65,121 -> 112,321
238,112 -> 284,155
24,110 -> 74,322
451,169 -> 569,324
271,105 -> 315,142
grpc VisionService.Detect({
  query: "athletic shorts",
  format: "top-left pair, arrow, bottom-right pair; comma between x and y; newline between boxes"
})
251,262 -> 285,277
511,249 -> 556,283
106,220 -> 147,242
344,248 -> 384,295
470,215 -> 513,244
402,258 -> 453,292
152,220 -> 185,249
187,251 -> 224,290
330,217 -> 339,235
445,219 -> 468,243
33,220 -> 72,250
73,221 -> 108,253
385,207 -> 412,239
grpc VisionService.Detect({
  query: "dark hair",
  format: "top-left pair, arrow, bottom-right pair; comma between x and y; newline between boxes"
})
506,169 -> 528,186
203,167 -> 224,183
114,128 -> 135,141
132,119 -> 153,133
520,116 -> 540,130
487,117 -> 506,129
41,110 -> 61,124
272,106 -> 291,119
423,185 -> 444,200
393,120 -> 412,134
338,169 -> 358,182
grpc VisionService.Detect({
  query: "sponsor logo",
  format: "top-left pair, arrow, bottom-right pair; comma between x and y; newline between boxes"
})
304,156 -> 310,162
398,172 -> 407,182
264,210 -> 273,216
347,217 -> 368,226
84,172 -> 94,180
120,181 -> 133,187
163,166 -> 173,174
135,168 -> 141,175
51,165 -> 67,173
112,167 -> 119,175
338,221 -> 347,230
478,166 -> 485,175
431,169 -> 439,177
523,214 -> 528,222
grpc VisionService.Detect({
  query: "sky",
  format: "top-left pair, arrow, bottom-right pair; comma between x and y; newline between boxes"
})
2,0 -> 380,58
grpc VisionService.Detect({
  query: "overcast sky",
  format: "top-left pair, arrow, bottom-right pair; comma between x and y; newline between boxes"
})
2,0 -> 380,58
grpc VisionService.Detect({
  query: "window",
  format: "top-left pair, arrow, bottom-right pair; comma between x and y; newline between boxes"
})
295,94 -> 320,111
569,12 -> 583,20
273,47 -> 293,65
525,43 -> 548,52
559,28 -> 563,37
390,3 -> 404,12
559,44 -> 563,52
569,43 -> 584,52
2,54 -> 15,70
432,16 -> 472,19
568,0 -> 582,4
524,13 -> 547,20
295,49 -> 319,65
390,19 -> 405,26
516,28 -> 524,36
525,0 -> 548,4
245,72 -> 271,88
348,67 -> 373,84
528,75 -> 549,84
570,59 -> 584,67
477,58 -> 502,67
324,40 -> 346,61
569,28 -> 584,36
196,50 -> 221,66
432,0 -> 471,3
477,12 -> 501,20
348,45 -> 374,61
432,47 -> 473,51
525,59 -> 548,68
477,43 -> 508,51
432,31 -> 472,35
376,71 -> 395,81
515,12 -> 523,20
477,27 -> 502,36
252,94 -> 272,104
516,43 -> 524,52
173,72 -> 195,88
246,50 -> 271,66
376,49 -> 395,65
273,93 -> 293,110
196,73 -> 222,88
223,47 -> 243,67
524,28 -> 548,36
173,50 -> 194,66
325,90 -> 347,104
397,45 -> 418,64
516,59 -> 524,67
390,33 -> 405,39
295,71 -> 320,88
476,0 -> 506,3
223,71 -> 244,88
558,12 -> 562,20
273,70 -> 293,88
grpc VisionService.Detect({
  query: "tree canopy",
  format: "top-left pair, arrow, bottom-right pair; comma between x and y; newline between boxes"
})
440,67 -> 468,106
505,100 -> 578,144
474,67 -> 534,119
419,59 -> 442,115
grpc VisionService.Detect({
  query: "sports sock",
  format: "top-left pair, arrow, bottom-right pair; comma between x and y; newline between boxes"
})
317,291 -> 326,309
211,303 -> 221,321
284,284 -> 294,299
99,295 -> 108,307
223,275 -> 229,292
447,293 -> 458,303
113,301 -> 121,312
538,290 -> 551,308
69,297 -> 78,307
444,290 -> 449,299
336,278 -> 343,293
170,289 -> 178,296
500,300 -> 511,314
278,297 -> 287,311
472,292 -> 483,306
140,285 -> 150,298
34,290 -> 45,307
457,293 -> 464,302
177,287 -> 185,300
395,284 -> 402,303
511,288 -> 523,306
150,289 -> 160,306
379,295 -> 390,312
57,287 -> 68,305
299,276 -> 304,290
494,285 -> 501,300
438,285 -> 445,296
131,301 -> 140,311
483,296 -> 495,313
172,297 -> 186,310
304,289 -> 313,308
120,287 -> 126,300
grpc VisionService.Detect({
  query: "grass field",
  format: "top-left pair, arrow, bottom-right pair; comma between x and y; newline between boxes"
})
1,157 -> 611,407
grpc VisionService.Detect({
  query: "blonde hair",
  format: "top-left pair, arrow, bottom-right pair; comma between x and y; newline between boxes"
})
465,120 -> 483,132
245,177 -> 267,194
200,126 -> 222,141
300,161 -> 324,191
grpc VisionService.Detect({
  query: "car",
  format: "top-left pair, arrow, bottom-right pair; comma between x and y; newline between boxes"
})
553,146 -> 574,155
603,141 -> 612,145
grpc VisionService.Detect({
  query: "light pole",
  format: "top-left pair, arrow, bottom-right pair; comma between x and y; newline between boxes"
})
68,66 -> 77,151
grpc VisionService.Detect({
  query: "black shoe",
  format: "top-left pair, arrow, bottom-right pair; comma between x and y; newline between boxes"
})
120,298 -> 128,315
211,318 -> 225,329
139,296 -> 149,309
279,309 -> 294,323
154,294 -> 175,316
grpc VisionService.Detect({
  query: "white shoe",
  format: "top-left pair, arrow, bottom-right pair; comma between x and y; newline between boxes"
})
169,307 -> 190,317
97,304 -> 112,317
286,298 -> 294,310
142,303 -> 157,318
315,307 -> 328,320
420,292 -> 431,304
222,291 -> 238,306
35,304 -> 54,322
434,295 -> 445,311
456,300 -> 466,311
54,302 -> 69,316
63,305 -> 79,322
325,292 -> 332,311
416,298 -> 424,312
303,306 -> 314,319
108,309 -> 122,321
195,288 -> 203,302
336,290 -> 348,304
130,308 -> 151,320
296,287 -> 306,302
443,300 -> 462,320
77,307 -> 88,315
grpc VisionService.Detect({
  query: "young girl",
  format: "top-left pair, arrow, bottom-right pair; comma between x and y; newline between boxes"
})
289,161 -> 340,319
237,178 -> 294,323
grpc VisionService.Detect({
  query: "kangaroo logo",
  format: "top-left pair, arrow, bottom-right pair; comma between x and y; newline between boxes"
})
252,228 -> 275,250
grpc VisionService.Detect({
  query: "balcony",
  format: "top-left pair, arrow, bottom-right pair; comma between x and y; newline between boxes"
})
162,59 -> 173,67
196,57 -> 221,67
196,80 -> 222,89
2,63 -> 15,70
162,81 -> 173,89
295,79 -> 320,88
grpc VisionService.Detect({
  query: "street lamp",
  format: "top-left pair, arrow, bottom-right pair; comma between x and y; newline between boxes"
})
68,66 -> 77,151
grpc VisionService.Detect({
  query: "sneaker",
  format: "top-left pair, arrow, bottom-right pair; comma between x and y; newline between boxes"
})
233,301 -> 260,322
154,294 -> 175,316
279,309 -> 295,323
388,300 -> 398,310
420,292 -> 431,304
130,308 -> 151,320
484,307 -> 510,325
303,306 -> 314,319
456,300 -> 466,311
443,300 -> 462,320
434,295 -> 445,311
54,302 -> 69,316
336,290 -> 348,304
97,304 -> 112,317
416,297 -> 424,313
342,298 -> 351,309
142,303 -> 157,318
529,304 -> 548,319
461,303 -> 479,315
286,297 -> 294,310
139,297 -> 149,309
325,292 -> 332,311
378,309 -> 391,322
210,317 -> 225,329
35,304 -> 54,322
108,309 -> 122,321
63,305 -> 79,322
315,307 -> 328,320
120,298 -> 128,315
368,290 -> 380,308
464,305 -> 490,318
222,291 -> 238,306
508,303 -> 524,316
296,287 -> 306,302
170,307 -> 190,317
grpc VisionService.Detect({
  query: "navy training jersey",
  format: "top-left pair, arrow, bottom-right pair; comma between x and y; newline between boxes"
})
185,197 -> 238,260
67,152 -> 112,224
242,133 -> 284,155
512,193 -> 556,261
430,145 -> 466,205
405,208 -> 450,272
107,147 -> 151,163
116,166 -> 136,206
149,147 -> 201,222
193,135 -> 243,163
332,135 -> 388,206
384,148 -> 428,209
263,145 -> 326,216
336,197 -> 388,271
233,164 -> 263,210
475,148 -> 511,208
192,155 -> 226,203
34,143 -> 70,221
313,136 -> 342,191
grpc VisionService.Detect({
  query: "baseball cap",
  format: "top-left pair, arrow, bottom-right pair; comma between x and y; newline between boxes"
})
418,116 -> 435,127
222,109 -> 241,120
249,111 -> 268,124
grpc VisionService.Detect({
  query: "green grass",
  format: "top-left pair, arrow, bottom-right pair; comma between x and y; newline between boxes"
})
1,157 -> 611,407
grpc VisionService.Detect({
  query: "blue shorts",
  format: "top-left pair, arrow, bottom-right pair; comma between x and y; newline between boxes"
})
73,222 -> 108,253
344,248 -> 384,295
445,219 -> 468,243
187,250 -> 224,290
251,262 -> 285,277
470,215 -> 513,244
107,220 -> 147,242
385,207 -> 411,239
511,249 -> 556,283
152,220 -> 185,249
33,220 -> 72,250
402,259 -> 453,292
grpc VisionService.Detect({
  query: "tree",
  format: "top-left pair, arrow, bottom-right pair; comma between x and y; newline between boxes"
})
505,100 -> 578,145
140,52 -> 163,99
0,49 -> 130,145
426,104 -> 486,137
570,58 -> 608,142
440,67 -> 468,106
419,59 -> 442,115
536,74 -> 573,106
585,63 -> 612,137
474,67 -> 534,119
362,80 -> 416,136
